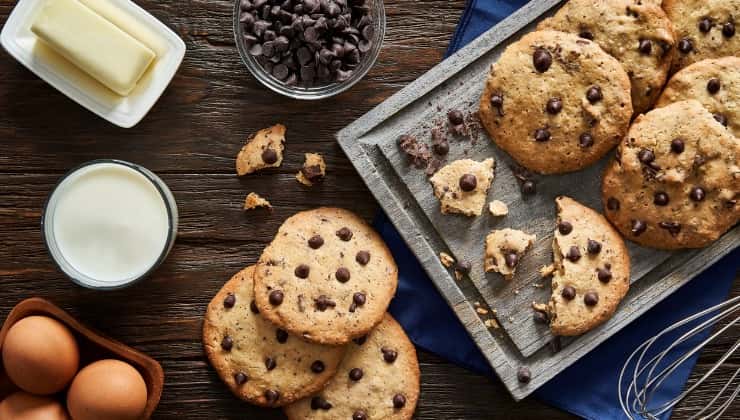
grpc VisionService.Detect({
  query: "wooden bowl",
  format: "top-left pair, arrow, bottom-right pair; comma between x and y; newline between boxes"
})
0,297 -> 164,418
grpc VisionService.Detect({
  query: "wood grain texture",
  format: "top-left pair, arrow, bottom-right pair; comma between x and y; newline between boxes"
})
0,0 -> 736,418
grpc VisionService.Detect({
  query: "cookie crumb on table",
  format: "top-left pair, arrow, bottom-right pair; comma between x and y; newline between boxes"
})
439,252 -> 455,268
296,153 -> 326,186
484,228 -> 536,280
488,200 -> 508,216
243,192 -> 271,210
236,124 -> 286,176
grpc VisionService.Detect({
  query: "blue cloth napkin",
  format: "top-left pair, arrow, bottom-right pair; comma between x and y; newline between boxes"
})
380,1 -> 740,418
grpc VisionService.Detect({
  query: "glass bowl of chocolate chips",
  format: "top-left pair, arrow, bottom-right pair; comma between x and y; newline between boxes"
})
234,0 -> 385,100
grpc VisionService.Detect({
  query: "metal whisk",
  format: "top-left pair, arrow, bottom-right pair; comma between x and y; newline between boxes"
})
619,295 -> 740,419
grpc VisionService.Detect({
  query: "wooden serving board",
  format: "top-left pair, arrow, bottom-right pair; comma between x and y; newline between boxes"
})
336,0 -> 739,400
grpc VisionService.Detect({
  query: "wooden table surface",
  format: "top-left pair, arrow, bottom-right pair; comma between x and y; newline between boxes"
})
1,1 -> 737,418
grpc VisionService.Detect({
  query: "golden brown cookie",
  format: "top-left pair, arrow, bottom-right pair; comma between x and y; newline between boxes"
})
429,158 -> 495,217
283,314 -> 420,420
236,124 -> 286,175
253,208 -> 398,345
203,266 -> 345,407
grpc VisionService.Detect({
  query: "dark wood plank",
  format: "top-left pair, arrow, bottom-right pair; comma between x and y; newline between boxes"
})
0,0 -> 736,418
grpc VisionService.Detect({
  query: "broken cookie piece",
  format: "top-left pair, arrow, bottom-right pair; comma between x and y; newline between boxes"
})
488,200 -> 508,216
484,228 -> 535,280
397,134 -> 431,169
296,153 -> 326,186
243,192 -> 272,210
430,158 -> 495,217
548,196 -> 631,336
236,124 -> 286,176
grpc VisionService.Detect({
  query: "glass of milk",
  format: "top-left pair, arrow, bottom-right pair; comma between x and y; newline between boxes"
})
42,160 -> 178,290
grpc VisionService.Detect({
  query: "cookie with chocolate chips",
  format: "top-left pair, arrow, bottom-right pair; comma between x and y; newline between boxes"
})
429,158 -> 495,217
538,0 -> 676,114
283,314 -> 420,420
484,228 -> 536,280
656,56 -> 740,137
479,30 -> 633,174
602,100 -> 740,249
296,152 -> 327,186
547,197 -> 631,336
203,266 -> 345,407
663,0 -> 740,72
236,123 -> 286,175
253,207 -> 398,345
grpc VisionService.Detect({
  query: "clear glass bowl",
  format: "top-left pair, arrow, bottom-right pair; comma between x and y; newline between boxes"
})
233,0 -> 385,100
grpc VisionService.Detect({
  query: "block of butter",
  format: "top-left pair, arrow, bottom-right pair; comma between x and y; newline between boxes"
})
31,0 -> 156,96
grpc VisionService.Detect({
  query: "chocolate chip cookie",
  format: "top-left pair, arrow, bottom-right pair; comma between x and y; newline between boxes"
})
602,100 -> 740,249
484,228 -> 536,280
236,124 -> 286,175
479,30 -> 633,174
429,158 -> 495,217
253,207 -> 398,345
538,0 -> 675,114
548,196 -> 631,336
296,153 -> 326,186
663,0 -> 740,72
656,56 -> 740,137
283,314 -> 420,420
203,266 -> 345,407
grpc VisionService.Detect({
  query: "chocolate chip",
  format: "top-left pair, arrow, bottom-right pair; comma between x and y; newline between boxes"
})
631,220 -> 647,236
234,372 -> 248,385
393,394 -> 407,408
723,22 -> 735,38
517,367 -> 531,384
678,37 -> 693,53
353,335 -> 367,345
265,357 -> 277,370
352,410 -> 367,420
311,396 -> 332,410
561,286 -> 576,300
448,110 -> 464,125
264,389 -> 280,404
533,309 -> 549,324
607,197 -> 620,211
295,264 -> 310,278
566,246 -> 581,262
587,239 -> 602,255
353,292 -> 366,306
558,221 -> 573,235
261,148 -> 278,164
221,336 -> 234,351
275,328 -> 288,343
308,235 -> 324,249
455,260 -> 471,274
335,267 -> 350,283
714,113 -> 728,127
269,290 -> 284,305
459,174 -> 477,191
699,18 -> 712,33
584,292 -> 599,306
671,138 -> 685,154
224,293 -> 236,308
534,128 -> 551,142
521,180 -> 536,195
586,86 -> 603,103
355,251 -> 370,265
432,139 -> 449,156
638,39 -> 652,54
491,93 -> 504,109
597,267 -> 612,283
314,295 -> 336,311
310,360 -> 325,373
579,30 -> 593,40
546,98 -> 562,114
349,368 -> 363,381
504,251 -> 519,268
579,133 -> 594,148
250,299 -> 260,314
707,78 -> 721,94
336,227 -> 353,241
690,186 -> 706,202
638,148 -> 655,164
654,192 -> 670,206
382,347 -> 398,363
659,221 -> 682,236
533,48 -> 552,72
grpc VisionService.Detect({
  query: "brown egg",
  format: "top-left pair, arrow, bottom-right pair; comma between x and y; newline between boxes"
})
66,359 -> 147,420
0,392 -> 69,420
1,316 -> 79,395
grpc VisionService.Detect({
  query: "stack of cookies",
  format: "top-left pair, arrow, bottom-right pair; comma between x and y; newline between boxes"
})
203,207 -> 420,419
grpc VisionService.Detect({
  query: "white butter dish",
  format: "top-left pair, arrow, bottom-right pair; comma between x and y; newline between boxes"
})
1,0 -> 186,128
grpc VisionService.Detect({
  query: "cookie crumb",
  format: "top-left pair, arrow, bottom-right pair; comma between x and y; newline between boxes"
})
296,153 -> 326,186
539,264 -> 556,278
439,252 -> 455,268
476,307 -> 489,315
484,318 -> 500,329
243,192 -> 272,210
454,270 -> 463,281
532,302 -> 549,313
488,200 -> 509,216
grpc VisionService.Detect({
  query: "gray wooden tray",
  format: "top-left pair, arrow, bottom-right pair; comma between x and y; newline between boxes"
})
336,0 -> 739,400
